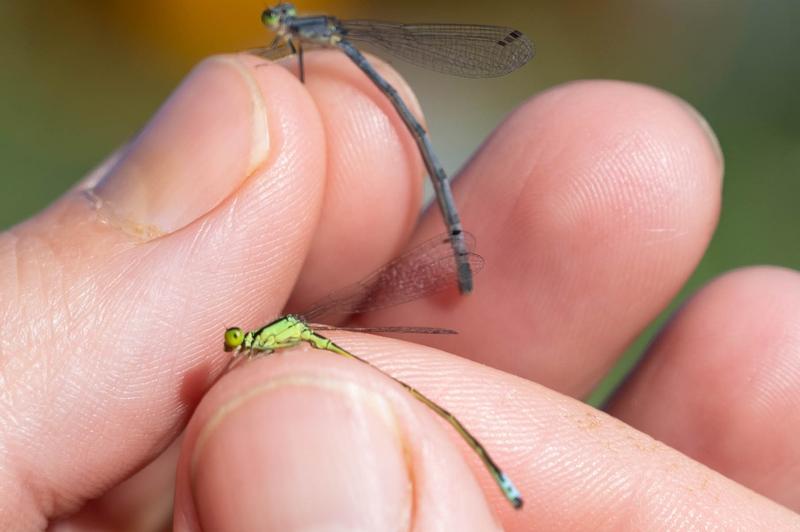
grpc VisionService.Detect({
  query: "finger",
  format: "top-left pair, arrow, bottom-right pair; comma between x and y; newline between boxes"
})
364,80 -> 724,396
49,438 -> 180,532
174,349 -> 501,532
607,266 -> 800,511
46,50 -> 430,529
178,335 -> 797,530
1,53 -> 329,526
276,51 -> 427,312
5,48 -> 434,527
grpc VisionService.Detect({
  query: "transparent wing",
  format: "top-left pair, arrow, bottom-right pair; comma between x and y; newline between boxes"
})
310,325 -> 457,335
339,20 -> 534,78
301,232 -> 484,322
247,39 -> 326,61
247,39 -> 295,61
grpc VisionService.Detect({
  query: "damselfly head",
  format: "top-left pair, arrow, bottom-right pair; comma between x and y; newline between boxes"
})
224,327 -> 246,352
261,3 -> 296,29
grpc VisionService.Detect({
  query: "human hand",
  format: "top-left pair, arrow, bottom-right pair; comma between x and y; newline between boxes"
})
2,51 -> 798,530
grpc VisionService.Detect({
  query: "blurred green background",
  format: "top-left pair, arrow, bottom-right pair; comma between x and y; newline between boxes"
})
1,1 -> 797,404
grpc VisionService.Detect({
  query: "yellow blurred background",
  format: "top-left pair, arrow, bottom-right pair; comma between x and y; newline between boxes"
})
1,1 -> 798,402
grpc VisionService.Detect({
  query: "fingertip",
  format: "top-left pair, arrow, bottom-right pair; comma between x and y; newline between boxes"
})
90,54 -> 270,237
608,266 -> 800,510
461,79 -> 723,236
408,80 -> 725,390
190,373 -> 412,531
177,348 -> 501,531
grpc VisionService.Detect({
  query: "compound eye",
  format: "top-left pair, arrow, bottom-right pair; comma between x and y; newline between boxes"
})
261,9 -> 278,27
224,327 -> 245,349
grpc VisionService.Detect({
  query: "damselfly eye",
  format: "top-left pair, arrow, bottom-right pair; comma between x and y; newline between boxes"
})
224,327 -> 245,350
261,9 -> 279,27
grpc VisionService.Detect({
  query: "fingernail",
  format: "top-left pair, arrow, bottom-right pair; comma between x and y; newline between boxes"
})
191,376 -> 412,531
90,55 -> 270,238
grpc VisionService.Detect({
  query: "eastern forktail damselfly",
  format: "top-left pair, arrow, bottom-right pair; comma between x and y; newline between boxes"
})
250,4 -> 534,295
224,233 -> 523,509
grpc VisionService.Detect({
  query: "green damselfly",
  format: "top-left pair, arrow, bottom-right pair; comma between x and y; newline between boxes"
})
224,232 -> 523,509
250,4 -> 534,295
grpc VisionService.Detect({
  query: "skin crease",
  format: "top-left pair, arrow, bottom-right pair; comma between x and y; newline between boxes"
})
0,50 -> 796,530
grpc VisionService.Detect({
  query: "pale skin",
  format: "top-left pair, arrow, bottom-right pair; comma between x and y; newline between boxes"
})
1,49 -> 798,530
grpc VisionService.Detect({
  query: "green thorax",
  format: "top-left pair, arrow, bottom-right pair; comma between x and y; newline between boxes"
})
244,314 -> 348,357
245,314 -> 308,351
